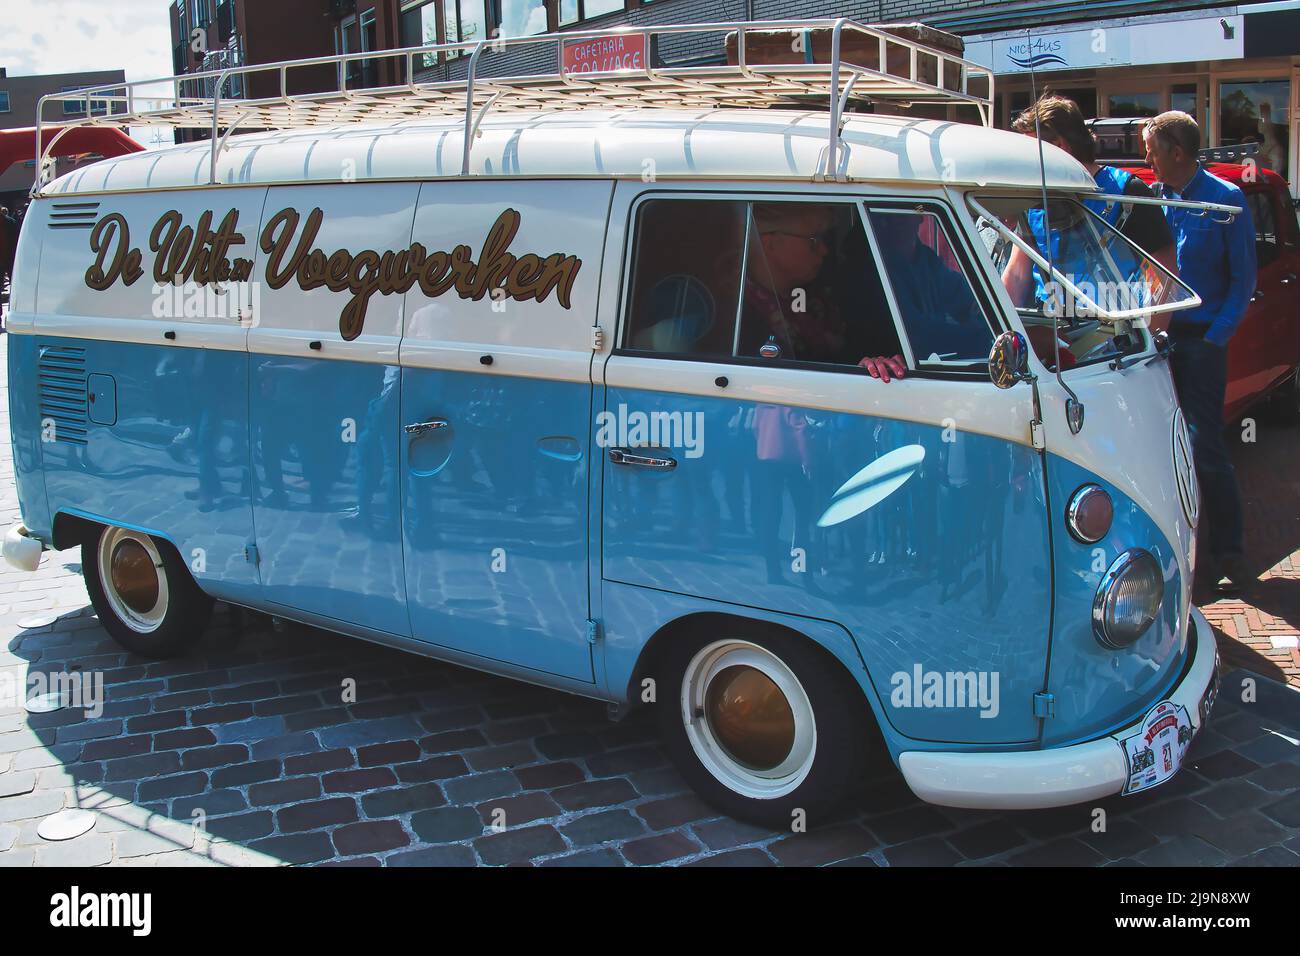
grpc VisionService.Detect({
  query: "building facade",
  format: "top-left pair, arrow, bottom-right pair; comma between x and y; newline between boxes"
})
950,1 -> 1300,196
0,68 -> 128,210
169,0 -> 337,138
166,0 -> 1299,195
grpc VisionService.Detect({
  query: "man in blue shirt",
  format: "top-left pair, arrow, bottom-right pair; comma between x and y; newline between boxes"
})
1143,111 -> 1256,592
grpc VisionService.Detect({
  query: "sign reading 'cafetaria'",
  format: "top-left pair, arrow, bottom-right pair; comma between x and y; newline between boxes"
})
84,207 -> 583,341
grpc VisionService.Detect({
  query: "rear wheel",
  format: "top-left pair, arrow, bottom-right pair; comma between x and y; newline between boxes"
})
83,525 -> 212,657
656,625 -> 874,828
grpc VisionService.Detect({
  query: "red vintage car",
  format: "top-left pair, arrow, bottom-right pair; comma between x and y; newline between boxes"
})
1088,117 -> 1300,421
1118,161 -> 1300,423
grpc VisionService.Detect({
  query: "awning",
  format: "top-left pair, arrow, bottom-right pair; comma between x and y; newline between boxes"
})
0,126 -> 143,179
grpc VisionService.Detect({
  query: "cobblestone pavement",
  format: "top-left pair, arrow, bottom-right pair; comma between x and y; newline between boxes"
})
0,333 -> 1297,867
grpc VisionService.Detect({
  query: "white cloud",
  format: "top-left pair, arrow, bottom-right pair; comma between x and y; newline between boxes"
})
1,0 -> 172,82
1,1 -> 176,147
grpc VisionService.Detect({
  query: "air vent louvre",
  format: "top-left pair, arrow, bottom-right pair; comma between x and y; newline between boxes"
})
37,346 -> 89,445
48,202 -> 100,230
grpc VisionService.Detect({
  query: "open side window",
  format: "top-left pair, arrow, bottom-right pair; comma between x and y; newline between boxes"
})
970,194 -> 1201,371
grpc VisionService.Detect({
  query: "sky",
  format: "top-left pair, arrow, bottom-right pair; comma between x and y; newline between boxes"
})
1,0 -> 177,147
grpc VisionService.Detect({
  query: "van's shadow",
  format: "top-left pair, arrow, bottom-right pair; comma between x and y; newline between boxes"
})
7,590 -> 1290,866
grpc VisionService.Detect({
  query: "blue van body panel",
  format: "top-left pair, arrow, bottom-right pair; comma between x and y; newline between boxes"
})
36,337 -> 258,590
249,356 -> 409,637
599,581 -> 1052,762
8,336 -> 52,540
401,367 -> 594,684
600,384 -> 1053,744
1040,454 -> 1187,747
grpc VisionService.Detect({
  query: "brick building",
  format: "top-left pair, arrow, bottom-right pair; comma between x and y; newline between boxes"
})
165,0 -> 1298,194
0,68 -> 127,211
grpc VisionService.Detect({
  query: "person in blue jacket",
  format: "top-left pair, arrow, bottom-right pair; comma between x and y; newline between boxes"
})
1143,110 -> 1256,593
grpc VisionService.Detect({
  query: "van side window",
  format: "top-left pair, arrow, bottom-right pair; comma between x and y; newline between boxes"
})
623,199 -> 902,369
624,199 -> 746,359
866,207 -> 994,368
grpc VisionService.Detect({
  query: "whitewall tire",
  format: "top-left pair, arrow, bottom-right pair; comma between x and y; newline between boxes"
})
656,624 -> 874,828
83,525 -> 213,658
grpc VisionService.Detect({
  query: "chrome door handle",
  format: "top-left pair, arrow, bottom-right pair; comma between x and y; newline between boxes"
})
404,419 -> 449,436
608,447 -> 677,470
1251,289 -> 1264,302
1282,274 -> 1296,286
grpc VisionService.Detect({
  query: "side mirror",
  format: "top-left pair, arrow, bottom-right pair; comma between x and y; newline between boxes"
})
989,330 -> 1032,389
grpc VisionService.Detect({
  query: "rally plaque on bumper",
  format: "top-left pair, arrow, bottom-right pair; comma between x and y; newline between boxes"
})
1120,701 -> 1193,795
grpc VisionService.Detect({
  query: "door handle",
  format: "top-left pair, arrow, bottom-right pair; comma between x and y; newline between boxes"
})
608,447 -> 677,470
1251,289 -> 1264,302
404,419 -> 449,436
1282,274 -> 1296,286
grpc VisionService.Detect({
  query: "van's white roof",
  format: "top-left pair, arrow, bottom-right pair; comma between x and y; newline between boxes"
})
44,108 -> 1098,196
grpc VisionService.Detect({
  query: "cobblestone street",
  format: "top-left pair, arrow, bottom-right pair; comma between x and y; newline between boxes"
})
1,334 -> 1297,867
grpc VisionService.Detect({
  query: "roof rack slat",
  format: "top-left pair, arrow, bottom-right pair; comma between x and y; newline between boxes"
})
33,18 -> 993,194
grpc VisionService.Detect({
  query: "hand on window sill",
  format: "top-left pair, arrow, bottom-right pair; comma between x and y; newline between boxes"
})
859,354 -> 907,383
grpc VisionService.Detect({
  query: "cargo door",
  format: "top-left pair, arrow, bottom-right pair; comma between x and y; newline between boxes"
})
247,183 -> 418,636
399,181 -> 611,682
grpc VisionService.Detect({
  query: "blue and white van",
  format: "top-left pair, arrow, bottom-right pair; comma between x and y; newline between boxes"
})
4,20 -> 1224,826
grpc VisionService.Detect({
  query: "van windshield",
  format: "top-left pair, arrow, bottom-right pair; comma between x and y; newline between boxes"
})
969,195 -> 1200,371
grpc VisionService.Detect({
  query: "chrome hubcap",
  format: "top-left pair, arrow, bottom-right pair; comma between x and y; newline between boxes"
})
97,528 -> 168,634
682,640 -> 816,800
110,539 -> 159,614
705,665 -> 796,770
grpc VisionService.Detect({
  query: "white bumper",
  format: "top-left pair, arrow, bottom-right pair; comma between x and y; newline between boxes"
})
898,608 -> 1219,810
2,524 -> 44,572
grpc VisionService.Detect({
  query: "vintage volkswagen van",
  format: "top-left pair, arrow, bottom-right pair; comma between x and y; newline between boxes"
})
4,22 -> 1225,826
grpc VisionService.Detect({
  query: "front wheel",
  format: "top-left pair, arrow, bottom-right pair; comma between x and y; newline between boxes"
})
656,626 -> 874,828
83,525 -> 213,658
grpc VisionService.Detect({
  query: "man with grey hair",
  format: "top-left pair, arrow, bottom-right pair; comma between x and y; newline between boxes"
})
1143,110 -> 1256,593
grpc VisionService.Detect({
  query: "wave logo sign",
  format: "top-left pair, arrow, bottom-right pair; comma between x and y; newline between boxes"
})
816,444 -> 925,528
1007,51 -> 1068,69
1006,37 -> 1067,70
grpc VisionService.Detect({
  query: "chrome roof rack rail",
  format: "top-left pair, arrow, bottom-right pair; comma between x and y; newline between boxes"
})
32,17 -> 994,195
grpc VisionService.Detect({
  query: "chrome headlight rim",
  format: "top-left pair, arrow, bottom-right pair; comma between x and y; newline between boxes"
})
1092,547 -> 1164,650
1066,483 -> 1113,544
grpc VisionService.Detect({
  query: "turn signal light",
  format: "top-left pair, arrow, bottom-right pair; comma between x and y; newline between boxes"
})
1066,484 -> 1113,544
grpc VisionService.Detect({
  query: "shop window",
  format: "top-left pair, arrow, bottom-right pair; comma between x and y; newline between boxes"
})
1107,92 -> 1160,118
0,91 -> 9,113
400,1 -> 440,69
500,0 -> 547,37
1171,83 -> 1198,120
1055,88 -> 1097,119
443,0 -> 487,56
1219,80 -> 1289,181
561,0 -> 627,26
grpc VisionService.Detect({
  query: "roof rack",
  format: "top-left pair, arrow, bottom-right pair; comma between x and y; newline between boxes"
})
33,17 -> 994,196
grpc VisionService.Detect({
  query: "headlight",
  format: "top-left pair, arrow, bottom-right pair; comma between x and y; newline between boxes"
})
1093,549 -> 1163,649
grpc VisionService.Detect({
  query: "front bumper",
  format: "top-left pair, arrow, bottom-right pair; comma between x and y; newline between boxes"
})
898,607 -> 1219,810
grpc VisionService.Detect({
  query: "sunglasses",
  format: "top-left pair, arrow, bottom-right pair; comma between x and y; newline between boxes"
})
764,230 -> 832,252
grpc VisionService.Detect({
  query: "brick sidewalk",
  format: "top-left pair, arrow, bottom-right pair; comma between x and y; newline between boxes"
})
0,332 -> 1297,866
1198,406 -> 1300,688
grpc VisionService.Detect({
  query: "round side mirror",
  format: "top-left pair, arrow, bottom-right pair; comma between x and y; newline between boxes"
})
988,330 -> 1032,389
